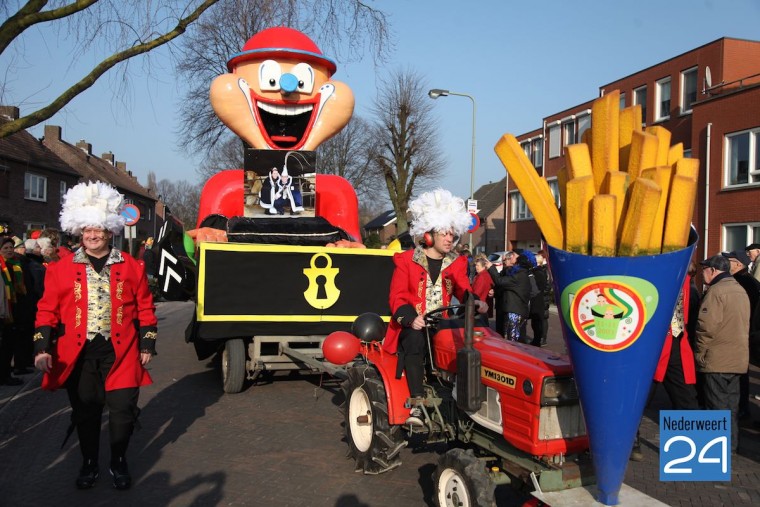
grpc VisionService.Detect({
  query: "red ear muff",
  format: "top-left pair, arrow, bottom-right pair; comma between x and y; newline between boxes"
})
422,231 -> 434,248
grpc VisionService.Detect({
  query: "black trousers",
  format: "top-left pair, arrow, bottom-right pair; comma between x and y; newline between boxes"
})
65,335 -> 139,464
703,373 -> 740,452
0,323 -> 17,380
396,327 -> 426,398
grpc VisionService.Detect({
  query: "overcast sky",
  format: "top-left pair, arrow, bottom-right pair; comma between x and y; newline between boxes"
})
3,0 -> 759,204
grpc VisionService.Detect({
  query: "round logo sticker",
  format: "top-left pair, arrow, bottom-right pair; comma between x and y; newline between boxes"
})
568,280 -> 648,352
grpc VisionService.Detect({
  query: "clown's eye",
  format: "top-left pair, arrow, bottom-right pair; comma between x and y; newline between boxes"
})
291,63 -> 314,94
259,60 -> 282,91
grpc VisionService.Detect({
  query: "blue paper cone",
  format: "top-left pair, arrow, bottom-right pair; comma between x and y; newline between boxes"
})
547,236 -> 696,505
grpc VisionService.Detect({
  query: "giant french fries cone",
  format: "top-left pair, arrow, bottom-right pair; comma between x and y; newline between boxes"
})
640,166 -> 673,253
627,130 -> 659,183
618,105 -> 642,174
494,134 -> 564,247
564,175 -> 595,254
591,90 -> 620,193
548,231 -> 696,506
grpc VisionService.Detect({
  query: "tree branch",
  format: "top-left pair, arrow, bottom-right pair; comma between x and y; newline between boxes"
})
0,0 -> 100,55
0,0 -> 220,139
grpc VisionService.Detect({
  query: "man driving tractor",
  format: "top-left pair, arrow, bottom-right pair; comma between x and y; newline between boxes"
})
382,189 -> 488,426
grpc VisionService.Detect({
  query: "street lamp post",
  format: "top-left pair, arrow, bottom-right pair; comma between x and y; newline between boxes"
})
428,88 -> 477,249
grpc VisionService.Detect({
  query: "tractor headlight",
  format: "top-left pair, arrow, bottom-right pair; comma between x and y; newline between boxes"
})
541,376 -> 579,406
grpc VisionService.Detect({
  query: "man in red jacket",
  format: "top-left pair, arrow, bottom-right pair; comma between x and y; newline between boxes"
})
34,181 -> 157,491
383,189 -> 487,425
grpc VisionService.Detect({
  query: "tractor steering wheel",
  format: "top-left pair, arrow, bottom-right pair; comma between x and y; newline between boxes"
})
424,304 -> 466,327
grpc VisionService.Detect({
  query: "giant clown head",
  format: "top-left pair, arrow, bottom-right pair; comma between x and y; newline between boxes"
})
210,27 -> 354,151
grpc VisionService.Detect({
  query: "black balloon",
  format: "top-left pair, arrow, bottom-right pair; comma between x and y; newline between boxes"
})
351,312 -> 386,342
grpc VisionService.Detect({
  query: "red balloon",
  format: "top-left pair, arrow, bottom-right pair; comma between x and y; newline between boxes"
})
322,331 -> 361,365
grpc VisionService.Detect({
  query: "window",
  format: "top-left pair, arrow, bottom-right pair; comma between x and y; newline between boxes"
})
577,114 -> 591,141
24,172 -> 47,201
511,191 -> 533,221
680,67 -> 698,114
726,129 -> 760,186
563,121 -> 576,148
548,124 -> 561,158
60,180 -> 67,197
532,138 -> 543,168
634,86 -> 647,124
655,77 -> 671,121
25,222 -> 46,236
619,92 -> 626,110
724,223 -> 760,252
520,138 -> 543,170
548,178 -> 561,208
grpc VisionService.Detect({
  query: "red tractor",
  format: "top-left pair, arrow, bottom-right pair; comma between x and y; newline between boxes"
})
333,299 -> 593,506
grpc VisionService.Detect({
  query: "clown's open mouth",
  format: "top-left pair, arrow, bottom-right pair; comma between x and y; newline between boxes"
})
258,102 -> 314,149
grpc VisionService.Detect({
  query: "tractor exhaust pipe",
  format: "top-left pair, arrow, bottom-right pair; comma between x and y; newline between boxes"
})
456,293 -> 482,412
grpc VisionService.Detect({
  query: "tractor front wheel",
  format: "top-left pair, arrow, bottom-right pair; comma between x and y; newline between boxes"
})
434,448 -> 496,507
343,365 -> 405,474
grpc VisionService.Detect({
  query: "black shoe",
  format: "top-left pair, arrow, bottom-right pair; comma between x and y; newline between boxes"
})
2,376 -> 23,386
76,459 -> 99,489
110,457 -> 131,490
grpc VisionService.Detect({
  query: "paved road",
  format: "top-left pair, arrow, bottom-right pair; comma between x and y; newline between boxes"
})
1,301 -> 759,506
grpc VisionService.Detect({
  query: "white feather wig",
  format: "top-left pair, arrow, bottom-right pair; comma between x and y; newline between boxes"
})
408,188 -> 472,239
59,181 -> 126,235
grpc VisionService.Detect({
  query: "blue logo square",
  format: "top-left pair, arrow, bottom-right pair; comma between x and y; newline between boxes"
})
660,410 -> 731,481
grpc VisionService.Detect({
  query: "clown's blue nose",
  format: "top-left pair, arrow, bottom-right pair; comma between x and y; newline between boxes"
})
280,73 -> 299,94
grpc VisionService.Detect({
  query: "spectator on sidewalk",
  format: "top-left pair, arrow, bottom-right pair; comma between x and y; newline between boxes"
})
695,255 -> 749,453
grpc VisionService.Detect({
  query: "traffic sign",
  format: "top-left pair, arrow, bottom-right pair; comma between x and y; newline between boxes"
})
121,204 -> 140,226
467,212 -> 480,233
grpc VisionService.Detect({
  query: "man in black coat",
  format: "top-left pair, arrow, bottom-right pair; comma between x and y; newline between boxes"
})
722,251 -> 760,418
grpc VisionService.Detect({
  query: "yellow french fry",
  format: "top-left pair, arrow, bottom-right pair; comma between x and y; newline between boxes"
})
566,143 -> 593,179
618,178 -> 661,256
581,127 -> 592,150
627,130 -> 659,182
640,166 -> 673,253
563,175 -> 595,254
591,90 -> 620,193
662,175 -> 698,252
601,170 -> 630,235
592,194 -> 617,256
667,142 -> 684,166
494,134 -> 563,248
619,105 -> 642,174
674,157 -> 699,180
645,126 -> 671,167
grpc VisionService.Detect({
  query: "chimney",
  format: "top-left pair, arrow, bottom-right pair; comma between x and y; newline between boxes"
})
116,161 -> 127,172
0,106 -> 19,120
44,125 -> 62,141
76,140 -> 92,155
102,151 -> 115,165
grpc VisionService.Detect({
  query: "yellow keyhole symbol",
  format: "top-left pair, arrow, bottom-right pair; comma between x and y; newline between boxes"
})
303,253 -> 340,309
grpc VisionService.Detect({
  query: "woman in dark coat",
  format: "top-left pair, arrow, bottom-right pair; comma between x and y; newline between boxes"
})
487,253 -> 530,342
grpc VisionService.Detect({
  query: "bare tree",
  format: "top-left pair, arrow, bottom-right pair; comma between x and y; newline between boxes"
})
175,0 -> 392,156
316,115 -> 383,203
371,69 -> 444,234
156,178 -> 202,228
0,0 -> 220,139
195,134 -> 245,181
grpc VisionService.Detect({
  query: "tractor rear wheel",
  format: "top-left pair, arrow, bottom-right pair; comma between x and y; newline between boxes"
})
434,448 -> 496,507
343,365 -> 405,474
221,338 -> 246,394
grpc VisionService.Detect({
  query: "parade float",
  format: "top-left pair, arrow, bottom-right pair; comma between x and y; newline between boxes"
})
154,26 -> 694,507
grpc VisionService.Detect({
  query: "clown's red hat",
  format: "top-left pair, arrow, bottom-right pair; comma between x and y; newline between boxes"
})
226,26 -> 337,76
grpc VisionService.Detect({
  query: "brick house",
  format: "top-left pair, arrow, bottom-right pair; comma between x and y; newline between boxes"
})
42,125 -> 159,253
470,177 -> 508,255
363,209 -> 397,245
506,37 -> 760,262
0,106 -> 81,237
